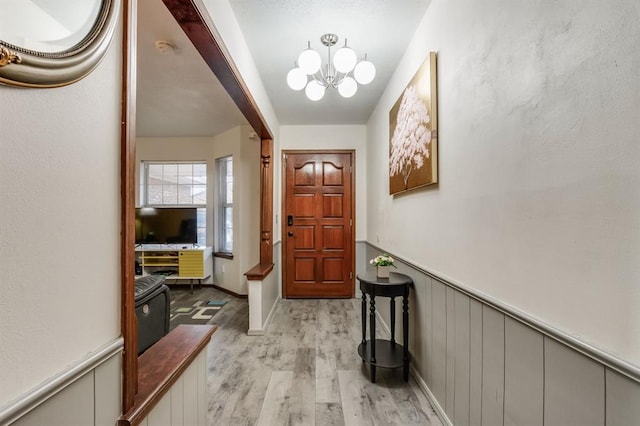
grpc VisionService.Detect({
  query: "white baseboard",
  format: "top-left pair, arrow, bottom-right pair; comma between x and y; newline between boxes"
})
375,310 -> 450,426
410,365 -> 452,426
262,296 -> 280,332
0,337 -> 123,424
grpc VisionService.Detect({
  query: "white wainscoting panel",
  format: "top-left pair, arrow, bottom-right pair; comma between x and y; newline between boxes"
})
469,299 -> 483,426
144,349 -> 208,426
3,339 -> 122,426
182,355 -> 199,426
481,305 -> 505,426
363,244 -> 640,426
444,286 -> 455,418
453,292 -> 471,426
147,392 -> 171,426
94,352 -> 122,426
423,276 -> 434,388
504,318 -> 543,426
410,271 -> 430,382
170,376 -> 184,426
197,351 -> 207,425
606,368 -> 640,425
12,372 -> 94,426
544,338 -> 605,426
430,279 -> 447,405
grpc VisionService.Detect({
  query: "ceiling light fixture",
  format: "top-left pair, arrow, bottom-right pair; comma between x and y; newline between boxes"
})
287,33 -> 376,101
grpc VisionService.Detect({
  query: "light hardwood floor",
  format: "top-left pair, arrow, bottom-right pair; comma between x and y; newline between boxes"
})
169,287 -> 442,426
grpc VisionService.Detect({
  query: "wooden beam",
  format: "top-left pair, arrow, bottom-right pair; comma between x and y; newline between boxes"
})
162,0 -> 273,140
121,0 -> 138,412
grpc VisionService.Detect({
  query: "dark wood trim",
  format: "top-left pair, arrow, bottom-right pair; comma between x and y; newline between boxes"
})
162,0 -> 276,285
162,0 -> 273,140
350,151 -> 356,298
245,263 -> 274,281
121,1 -> 277,413
210,283 -> 248,299
213,251 -> 234,260
281,150 -> 357,298
281,149 -> 287,298
121,0 -> 138,412
260,139 -> 274,265
118,325 -> 216,426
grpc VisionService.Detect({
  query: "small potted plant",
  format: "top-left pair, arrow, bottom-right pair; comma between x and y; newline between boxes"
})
369,253 -> 397,278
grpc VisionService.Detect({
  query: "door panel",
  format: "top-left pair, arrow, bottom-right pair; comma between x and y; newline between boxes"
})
284,151 -> 354,298
323,226 -> 344,249
322,161 -> 344,185
323,194 -> 343,217
294,162 -> 316,185
295,226 -> 315,249
294,193 -> 316,217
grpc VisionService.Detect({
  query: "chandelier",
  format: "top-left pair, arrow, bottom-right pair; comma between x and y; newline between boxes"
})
286,33 -> 376,101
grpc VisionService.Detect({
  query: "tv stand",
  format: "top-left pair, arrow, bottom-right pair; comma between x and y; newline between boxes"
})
135,246 -> 212,292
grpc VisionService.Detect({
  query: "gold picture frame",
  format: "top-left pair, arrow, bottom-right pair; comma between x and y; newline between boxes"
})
389,51 -> 438,195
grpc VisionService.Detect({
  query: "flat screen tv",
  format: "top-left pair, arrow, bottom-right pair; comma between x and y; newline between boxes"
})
135,207 -> 198,244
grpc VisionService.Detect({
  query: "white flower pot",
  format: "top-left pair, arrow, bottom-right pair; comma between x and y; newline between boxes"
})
377,265 -> 390,278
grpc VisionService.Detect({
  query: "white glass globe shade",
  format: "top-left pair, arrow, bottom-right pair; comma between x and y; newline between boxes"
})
337,76 -> 358,98
287,67 -> 307,90
305,80 -> 326,101
354,60 -> 376,85
333,46 -> 357,73
298,49 -> 321,75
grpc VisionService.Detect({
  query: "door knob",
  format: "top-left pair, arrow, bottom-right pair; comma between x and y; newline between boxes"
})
288,231 -> 294,237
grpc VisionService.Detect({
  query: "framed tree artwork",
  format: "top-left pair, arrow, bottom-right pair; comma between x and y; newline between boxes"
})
389,52 -> 438,195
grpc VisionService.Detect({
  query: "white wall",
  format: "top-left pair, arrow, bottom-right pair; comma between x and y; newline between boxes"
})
210,128 -> 241,292
198,1 -> 281,297
367,0 -> 640,365
0,22 -> 122,404
200,0 -> 279,138
279,125 -> 367,241
236,127 -> 261,288
10,345 -> 122,426
211,126 -> 260,294
137,127 -> 259,295
141,349 -> 208,426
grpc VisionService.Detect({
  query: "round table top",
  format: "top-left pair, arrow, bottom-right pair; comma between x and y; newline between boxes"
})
356,271 -> 413,286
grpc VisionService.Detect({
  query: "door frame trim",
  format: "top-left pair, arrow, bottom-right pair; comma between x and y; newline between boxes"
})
281,149 -> 356,298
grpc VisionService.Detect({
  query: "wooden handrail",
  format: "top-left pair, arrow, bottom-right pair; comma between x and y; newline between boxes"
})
245,262 -> 274,281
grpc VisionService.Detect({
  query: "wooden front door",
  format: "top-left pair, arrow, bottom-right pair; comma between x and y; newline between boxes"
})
283,151 -> 355,298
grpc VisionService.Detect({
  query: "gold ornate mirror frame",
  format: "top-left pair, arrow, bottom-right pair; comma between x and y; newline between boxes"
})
0,0 -> 121,88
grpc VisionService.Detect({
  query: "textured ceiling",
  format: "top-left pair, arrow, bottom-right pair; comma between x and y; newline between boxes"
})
135,0 -> 430,136
228,0 -> 431,125
136,0 -> 248,138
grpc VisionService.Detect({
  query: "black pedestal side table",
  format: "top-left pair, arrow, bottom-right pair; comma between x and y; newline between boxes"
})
356,271 -> 412,383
